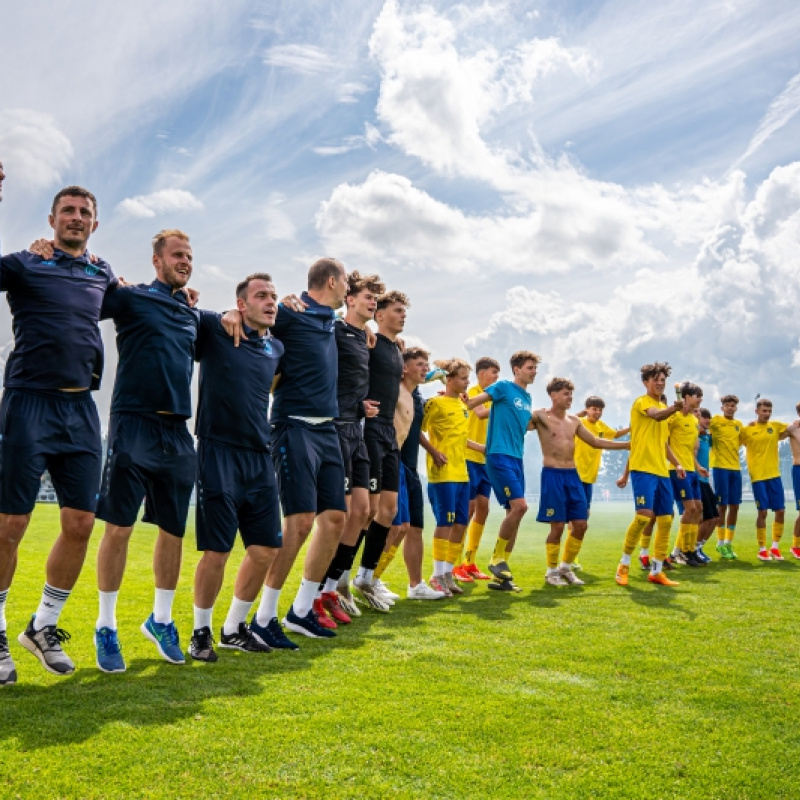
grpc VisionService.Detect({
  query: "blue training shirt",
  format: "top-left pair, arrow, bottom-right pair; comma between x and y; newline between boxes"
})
0,248 -> 117,390
195,311 -> 283,451
484,380 -> 533,460
100,279 -> 199,419
697,432 -> 711,484
269,291 -> 339,422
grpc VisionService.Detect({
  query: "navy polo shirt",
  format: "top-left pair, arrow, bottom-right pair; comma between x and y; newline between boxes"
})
195,311 -> 283,451
0,248 -> 117,390
100,279 -> 199,418
270,291 -> 339,423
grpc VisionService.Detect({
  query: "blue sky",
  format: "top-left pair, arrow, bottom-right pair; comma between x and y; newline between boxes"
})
2,0 -> 800,424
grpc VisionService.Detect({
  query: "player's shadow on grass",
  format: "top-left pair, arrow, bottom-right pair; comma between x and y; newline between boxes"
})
621,582 -> 697,618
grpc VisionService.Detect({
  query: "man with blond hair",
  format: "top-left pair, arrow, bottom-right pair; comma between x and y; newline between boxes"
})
466,350 -> 540,588
94,229 -> 200,671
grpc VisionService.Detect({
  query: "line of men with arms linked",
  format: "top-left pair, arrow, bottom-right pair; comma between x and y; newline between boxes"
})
0,178 -> 797,687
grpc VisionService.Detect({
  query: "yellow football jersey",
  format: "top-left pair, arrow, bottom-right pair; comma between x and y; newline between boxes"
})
575,418 -> 617,484
629,395 -> 669,477
465,383 -> 490,465
740,421 -> 787,482
421,395 -> 470,483
709,415 -> 744,471
667,412 -> 699,473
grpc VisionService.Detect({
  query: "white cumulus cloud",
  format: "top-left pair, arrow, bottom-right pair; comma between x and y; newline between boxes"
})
116,189 -> 204,219
0,109 -> 73,190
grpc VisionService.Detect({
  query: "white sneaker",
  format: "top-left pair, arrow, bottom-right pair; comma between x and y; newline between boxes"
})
374,579 -> 400,601
352,578 -> 391,612
558,566 -> 585,586
407,580 -> 446,600
545,571 -> 568,587
336,578 -> 361,616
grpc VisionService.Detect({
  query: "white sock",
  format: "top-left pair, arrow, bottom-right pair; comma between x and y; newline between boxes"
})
223,596 -> 254,636
293,578 -> 319,618
256,587 -> 281,626
723,538 -> 731,545
639,548 -> 649,557
620,553 -> 631,566
433,560 -> 446,576
339,569 -> 351,586
0,588 -> 7,631
34,583 -> 70,629
153,588 -> 175,624
558,562 -> 571,571
97,590 -> 119,630
546,567 -> 559,576
651,559 -> 663,574
193,605 -> 213,631
323,577 -> 338,594
444,561 -> 453,572
356,567 -> 374,584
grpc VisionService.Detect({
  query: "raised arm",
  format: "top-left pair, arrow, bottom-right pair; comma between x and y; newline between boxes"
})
466,391 -> 491,410
575,422 -> 630,450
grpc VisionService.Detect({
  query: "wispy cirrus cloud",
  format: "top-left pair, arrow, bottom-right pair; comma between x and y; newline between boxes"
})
733,71 -> 800,169
263,44 -> 331,74
116,189 -> 204,219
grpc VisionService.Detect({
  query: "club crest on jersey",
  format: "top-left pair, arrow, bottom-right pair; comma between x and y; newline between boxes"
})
768,427 -> 773,434
264,341 -> 273,354
40,259 -> 56,266
84,264 -> 100,276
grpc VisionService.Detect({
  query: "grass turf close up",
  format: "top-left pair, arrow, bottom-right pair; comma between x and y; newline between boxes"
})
2,503 -> 799,799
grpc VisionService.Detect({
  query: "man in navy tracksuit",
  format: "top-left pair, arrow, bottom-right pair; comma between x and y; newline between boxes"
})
188,273 -> 284,661
94,229 -> 199,671
0,185 -> 116,684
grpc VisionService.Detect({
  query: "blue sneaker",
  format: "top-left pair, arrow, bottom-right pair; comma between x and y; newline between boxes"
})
282,605 -> 336,639
95,627 -> 126,673
140,614 -> 185,664
695,545 -> 712,564
249,615 -> 299,651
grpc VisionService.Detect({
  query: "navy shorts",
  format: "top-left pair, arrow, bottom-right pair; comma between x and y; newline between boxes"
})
752,477 -> 785,512
97,413 -> 196,536
427,481 -> 470,527
713,467 -> 742,506
485,453 -> 525,509
336,421 -> 370,495
630,470 -> 674,517
467,460 -> 492,500
405,466 -> 424,529
794,465 -> 800,511
196,440 -> 282,552
271,419 -> 346,516
582,481 -> 594,509
365,421 -> 400,494
699,481 -> 718,521
0,389 -> 102,514
393,463 -> 410,526
537,467 -> 588,524
671,470 -> 701,515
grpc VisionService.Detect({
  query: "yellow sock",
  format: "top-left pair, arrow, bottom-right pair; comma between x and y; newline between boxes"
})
689,524 -> 700,552
717,526 -> 727,543
464,521 -> 485,564
562,534 -> 583,565
491,538 -> 508,565
793,534 -> 800,549
772,522 -> 784,544
448,540 -> 463,565
432,537 -> 449,561
504,540 -> 514,558
640,533 -> 652,551
676,523 -> 687,551
653,515 -> 673,561
624,515 -> 650,555
756,527 -> 766,549
545,542 -> 560,569
374,545 -> 398,579
728,526 -> 736,542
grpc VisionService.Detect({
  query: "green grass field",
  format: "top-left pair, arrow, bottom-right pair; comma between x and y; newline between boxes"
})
3,503 -> 800,799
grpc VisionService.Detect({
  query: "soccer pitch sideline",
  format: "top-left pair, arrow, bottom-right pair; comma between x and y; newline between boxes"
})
2,503 -> 799,800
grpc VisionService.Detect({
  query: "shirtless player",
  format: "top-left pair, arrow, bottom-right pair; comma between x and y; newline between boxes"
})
531,378 -> 629,586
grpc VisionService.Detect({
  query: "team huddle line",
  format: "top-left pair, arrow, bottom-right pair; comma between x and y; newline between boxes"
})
0,182 -> 797,687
